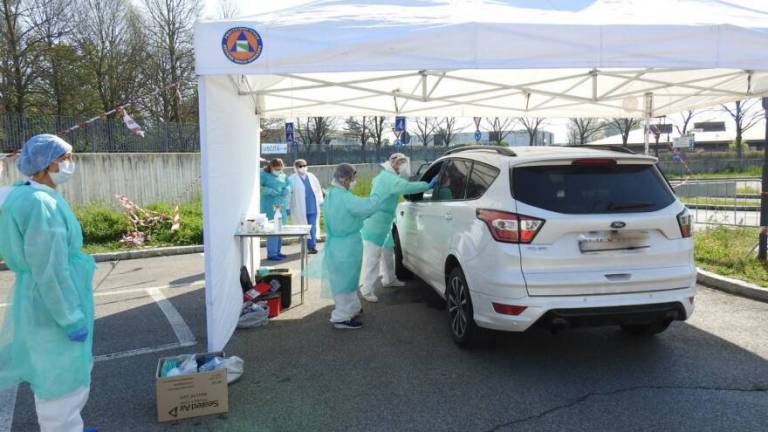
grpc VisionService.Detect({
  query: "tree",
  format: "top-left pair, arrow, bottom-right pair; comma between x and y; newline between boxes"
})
345,116 -> 372,161
568,118 -> 604,145
413,117 -> 438,146
485,117 -> 515,145
676,110 -> 700,136
76,0 -> 148,113
369,116 -> 386,149
296,117 -> 336,148
519,117 -> 546,146
0,0 -> 47,113
217,0 -> 239,18
260,118 -> 283,143
141,0 -> 201,122
722,99 -> 762,159
605,118 -> 640,147
435,117 -> 461,147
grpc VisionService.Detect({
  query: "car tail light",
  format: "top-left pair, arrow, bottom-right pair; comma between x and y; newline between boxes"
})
688,296 -> 695,305
492,303 -> 528,316
677,209 -> 692,238
477,209 -> 544,244
571,158 -> 616,166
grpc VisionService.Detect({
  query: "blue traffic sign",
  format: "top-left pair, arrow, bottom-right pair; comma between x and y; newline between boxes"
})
394,139 -> 402,148
395,116 -> 406,133
474,130 -> 482,142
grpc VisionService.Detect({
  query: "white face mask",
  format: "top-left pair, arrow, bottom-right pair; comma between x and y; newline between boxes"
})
297,167 -> 308,175
50,160 -> 75,185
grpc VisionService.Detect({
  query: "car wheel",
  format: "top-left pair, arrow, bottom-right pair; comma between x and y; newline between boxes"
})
446,266 -> 481,348
392,226 -> 413,280
620,321 -> 671,336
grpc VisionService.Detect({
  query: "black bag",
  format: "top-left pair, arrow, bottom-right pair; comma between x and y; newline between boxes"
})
240,266 -> 253,293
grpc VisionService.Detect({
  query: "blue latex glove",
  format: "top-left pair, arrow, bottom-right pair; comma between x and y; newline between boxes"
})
67,327 -> 88,342
428,176 -> 439,189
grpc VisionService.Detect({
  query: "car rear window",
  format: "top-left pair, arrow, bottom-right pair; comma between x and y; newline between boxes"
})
512,163 -> 675,214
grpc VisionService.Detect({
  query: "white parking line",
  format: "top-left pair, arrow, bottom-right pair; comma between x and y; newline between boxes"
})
147,287 -> 196,345
94,341 -> 196,363
0,386 -> 17,432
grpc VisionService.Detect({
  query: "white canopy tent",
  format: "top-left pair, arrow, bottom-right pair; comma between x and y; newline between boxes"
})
194,0 -> 768,351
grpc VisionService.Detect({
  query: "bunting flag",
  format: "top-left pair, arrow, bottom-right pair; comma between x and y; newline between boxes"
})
171,205 -> 181,232
118,106 -> 145,138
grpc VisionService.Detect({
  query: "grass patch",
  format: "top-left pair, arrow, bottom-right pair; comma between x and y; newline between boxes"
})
695,226 -> 768,286
737,186 -> 760,195
668,165 -> 762,179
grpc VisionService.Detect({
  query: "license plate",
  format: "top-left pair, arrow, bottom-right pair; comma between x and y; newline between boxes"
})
578,231 -> 650,253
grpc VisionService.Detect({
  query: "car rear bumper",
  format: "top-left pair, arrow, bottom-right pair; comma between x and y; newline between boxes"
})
471,286 -> 696,332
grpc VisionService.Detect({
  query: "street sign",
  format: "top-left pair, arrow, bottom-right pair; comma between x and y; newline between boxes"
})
395,116 -> 406,133
649,124 -> 673,134
394,129 -> 403,148
473,117 -> 481,129
474,130 -> 482,142
673,135 -> 694,149
262,143 -> 288,154
285,122 -> 295,145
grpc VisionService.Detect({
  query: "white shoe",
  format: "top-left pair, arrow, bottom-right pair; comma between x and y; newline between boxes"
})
383,279 -> 406,287
361,293 -> 379,303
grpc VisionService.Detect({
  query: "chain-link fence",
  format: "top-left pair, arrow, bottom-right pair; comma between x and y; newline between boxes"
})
0,112 -> 199,153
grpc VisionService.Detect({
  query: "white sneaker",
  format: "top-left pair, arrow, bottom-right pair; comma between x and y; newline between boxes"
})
361,293 -> 379,303
383,279 -> 406,287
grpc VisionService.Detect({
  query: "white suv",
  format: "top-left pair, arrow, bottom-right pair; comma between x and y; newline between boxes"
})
393,146 -> 696,347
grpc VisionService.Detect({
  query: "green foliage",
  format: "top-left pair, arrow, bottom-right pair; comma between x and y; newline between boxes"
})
75,206 -> 130,244
350,176 -> 373,197
145,201 -> 204,246
695,226 -> 768,286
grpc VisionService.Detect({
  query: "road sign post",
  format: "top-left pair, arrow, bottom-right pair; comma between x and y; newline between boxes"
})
759,97 -> 768,261
285,122 -> 296,151
473,117 -> 482,143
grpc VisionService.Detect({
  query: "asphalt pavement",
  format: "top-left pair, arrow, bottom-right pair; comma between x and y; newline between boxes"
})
1,244 -> 767,431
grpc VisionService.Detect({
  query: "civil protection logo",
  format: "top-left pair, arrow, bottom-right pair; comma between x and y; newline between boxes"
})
222,27 -> 263,64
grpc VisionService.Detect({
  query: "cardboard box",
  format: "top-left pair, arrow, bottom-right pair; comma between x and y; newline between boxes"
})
156,351 -> 229,422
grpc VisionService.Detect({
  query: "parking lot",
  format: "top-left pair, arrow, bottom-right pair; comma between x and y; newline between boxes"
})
1,244 -> 767,431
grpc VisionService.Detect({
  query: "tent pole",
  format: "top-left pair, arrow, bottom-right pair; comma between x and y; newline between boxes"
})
643,92 -> 653,155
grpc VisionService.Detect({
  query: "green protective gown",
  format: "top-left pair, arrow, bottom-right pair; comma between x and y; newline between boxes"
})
0,183 -> 96,400
360,170 -> 430,248
260,170 -> 290,220
307,185 -> 387,298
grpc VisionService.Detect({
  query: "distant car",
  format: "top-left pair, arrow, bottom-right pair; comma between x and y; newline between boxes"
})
394,146 -> 696,347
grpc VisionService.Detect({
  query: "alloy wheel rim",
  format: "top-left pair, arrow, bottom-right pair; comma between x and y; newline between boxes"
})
448,275 -> 468,338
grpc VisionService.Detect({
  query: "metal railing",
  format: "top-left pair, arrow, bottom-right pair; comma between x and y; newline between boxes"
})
671,178 -> 761,227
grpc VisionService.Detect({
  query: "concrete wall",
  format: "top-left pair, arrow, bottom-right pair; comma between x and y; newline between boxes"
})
0,153 -> 383,208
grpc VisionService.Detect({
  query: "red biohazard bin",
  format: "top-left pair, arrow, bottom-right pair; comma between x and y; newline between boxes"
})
265,294 -> 281,318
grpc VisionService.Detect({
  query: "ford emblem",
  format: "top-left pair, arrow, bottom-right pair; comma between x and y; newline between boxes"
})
610,221 -> 626,229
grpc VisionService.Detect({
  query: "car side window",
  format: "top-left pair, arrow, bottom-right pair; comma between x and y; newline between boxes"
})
433,159 -> 471,201
466,162 -> 500,200
406,161 -> 443,201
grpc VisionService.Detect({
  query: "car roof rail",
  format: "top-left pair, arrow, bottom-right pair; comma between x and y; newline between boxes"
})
443,145 -> 516,157
579,145 -> 636,154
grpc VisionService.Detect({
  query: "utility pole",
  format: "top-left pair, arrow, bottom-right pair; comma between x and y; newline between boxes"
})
759,96 -> 768,261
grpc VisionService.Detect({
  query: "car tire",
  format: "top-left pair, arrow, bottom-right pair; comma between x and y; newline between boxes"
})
392,226 -> 413,281
446,266 -> 482,348
620,321 -> 671,336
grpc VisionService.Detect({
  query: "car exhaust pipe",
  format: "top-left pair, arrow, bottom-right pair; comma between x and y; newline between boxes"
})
550,317 -> 570,334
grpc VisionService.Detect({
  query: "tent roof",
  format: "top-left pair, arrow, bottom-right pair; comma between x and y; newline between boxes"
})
194,0 -> 768,117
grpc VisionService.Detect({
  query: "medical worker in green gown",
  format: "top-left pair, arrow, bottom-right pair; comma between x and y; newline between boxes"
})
359,153 -> 437,302
0,134 -> 96,432
314,163 -> 391,329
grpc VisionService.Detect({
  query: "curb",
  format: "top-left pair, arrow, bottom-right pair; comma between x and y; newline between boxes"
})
697,268 -> 768,303
0,236 -> 326,271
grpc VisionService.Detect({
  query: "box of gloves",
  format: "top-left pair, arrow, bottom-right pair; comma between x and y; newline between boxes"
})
155,351 -> 232,422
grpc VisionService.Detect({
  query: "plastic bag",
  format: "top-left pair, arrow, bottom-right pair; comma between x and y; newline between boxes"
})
217,356 -> 244,384
237,302 -> 269,329
164,354 -> 198,377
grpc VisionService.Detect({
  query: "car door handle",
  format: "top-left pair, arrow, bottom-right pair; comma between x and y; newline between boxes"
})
444,213 -> 453,221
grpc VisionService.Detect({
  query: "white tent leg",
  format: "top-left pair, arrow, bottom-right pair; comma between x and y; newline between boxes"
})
644,92 -> 653,155
199,75 -> 262,352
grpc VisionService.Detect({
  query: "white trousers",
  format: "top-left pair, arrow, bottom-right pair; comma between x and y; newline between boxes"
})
34,385 -> 90,432
361,241 -> 397,296
331,292 -> 362,323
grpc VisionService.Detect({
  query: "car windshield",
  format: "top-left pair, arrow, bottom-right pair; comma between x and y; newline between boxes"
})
512,163 -> 675,214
